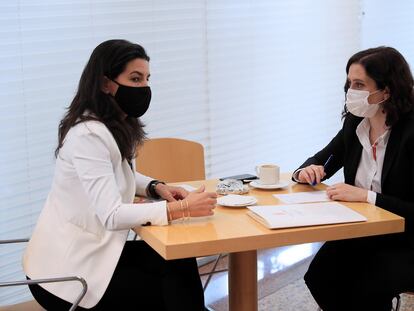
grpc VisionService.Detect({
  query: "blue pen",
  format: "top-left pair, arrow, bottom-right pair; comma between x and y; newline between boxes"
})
311,154 -> 334,186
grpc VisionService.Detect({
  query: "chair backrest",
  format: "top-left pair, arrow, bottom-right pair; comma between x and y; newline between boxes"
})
135,138 -> 205,183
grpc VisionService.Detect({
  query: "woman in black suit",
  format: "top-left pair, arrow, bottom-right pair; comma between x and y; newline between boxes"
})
294,46 -> 414,311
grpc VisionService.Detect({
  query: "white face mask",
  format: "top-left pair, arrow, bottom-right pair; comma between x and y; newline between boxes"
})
346,89 -> 385,118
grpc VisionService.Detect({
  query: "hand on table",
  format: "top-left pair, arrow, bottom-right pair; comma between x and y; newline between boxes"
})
326,183 -> 368,202
167,185 -> 217,220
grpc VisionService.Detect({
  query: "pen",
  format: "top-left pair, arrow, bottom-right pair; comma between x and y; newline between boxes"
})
311,154 -> 334,186
323,154 -> 334,168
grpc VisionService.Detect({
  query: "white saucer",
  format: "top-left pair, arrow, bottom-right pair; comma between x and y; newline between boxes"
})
217,194 -> 257,207
249,180 -> 290,190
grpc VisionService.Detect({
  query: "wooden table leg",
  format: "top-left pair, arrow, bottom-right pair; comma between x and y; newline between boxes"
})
228,250 -> 258,311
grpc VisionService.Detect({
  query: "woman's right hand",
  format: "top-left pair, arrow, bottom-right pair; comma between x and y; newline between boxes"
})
167,185 -> 217,220
186,185 -> 217,217
298,165 -> 326,185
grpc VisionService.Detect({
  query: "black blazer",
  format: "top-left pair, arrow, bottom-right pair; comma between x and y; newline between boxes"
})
296,111 -> 414,241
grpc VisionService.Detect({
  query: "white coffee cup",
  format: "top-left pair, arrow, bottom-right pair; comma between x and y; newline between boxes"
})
255,164 -> 280,185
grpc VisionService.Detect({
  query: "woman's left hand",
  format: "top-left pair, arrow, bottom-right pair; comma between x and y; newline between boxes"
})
155,184 -> 189,202
326,183 -> 368,202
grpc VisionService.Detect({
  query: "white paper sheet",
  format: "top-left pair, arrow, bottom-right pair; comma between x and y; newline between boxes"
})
273,191 -> 330,204
247,202 -> 367,229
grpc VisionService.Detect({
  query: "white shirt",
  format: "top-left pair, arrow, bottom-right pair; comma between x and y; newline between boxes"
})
355,118 -> 391,205
24,120 -> 167,308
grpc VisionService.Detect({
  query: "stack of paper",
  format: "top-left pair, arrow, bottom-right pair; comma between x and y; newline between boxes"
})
247,202 -> 367,229
273,191 -> 330,204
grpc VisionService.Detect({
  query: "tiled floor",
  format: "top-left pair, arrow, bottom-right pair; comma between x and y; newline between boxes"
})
259,280 -> 414,311
199,243 -> 414,311
199,242 -> 322,311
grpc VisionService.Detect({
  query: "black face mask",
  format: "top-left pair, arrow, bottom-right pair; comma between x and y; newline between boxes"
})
112,80 -> 152,118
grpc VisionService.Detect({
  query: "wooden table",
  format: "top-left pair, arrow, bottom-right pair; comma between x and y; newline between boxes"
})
135,175 -> 404,311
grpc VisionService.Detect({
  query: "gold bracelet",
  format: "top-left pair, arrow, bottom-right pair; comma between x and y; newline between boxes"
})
182,199 -> 188,221
166,204 -> 173,223
184,199 -> 190,219
179,200 -> 185,222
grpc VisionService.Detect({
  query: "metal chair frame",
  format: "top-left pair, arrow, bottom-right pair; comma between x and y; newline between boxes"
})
199,253 -> 228,291
1,238 -> 87,311
394,294 -> 401,311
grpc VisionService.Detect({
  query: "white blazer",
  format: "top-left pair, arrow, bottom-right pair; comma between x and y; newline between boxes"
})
23,121 -> 168,308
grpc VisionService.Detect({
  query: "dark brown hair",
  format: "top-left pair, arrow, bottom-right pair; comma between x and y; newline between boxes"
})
55,39 -> 149,161
343,46 -> 414,126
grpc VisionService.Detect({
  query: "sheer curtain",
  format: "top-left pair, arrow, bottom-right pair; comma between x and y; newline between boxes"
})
206,0 -> 360,177
0,0 -> 211,304
0,0 -> 364,304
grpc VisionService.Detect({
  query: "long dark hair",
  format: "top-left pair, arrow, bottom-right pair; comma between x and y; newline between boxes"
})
55,39 -> 149,161
343,46 -> 414,126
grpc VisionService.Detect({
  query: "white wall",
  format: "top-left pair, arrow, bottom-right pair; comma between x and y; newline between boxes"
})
361,0 -> 414,68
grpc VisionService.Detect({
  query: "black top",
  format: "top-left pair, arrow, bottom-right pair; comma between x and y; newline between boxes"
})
295,111 -> 414,242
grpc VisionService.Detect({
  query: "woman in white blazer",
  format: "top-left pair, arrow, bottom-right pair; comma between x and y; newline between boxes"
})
23,39 -> 217,310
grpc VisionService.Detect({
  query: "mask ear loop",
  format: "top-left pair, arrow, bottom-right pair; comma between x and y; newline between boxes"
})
101,76 -> 117,95
111,79 -> 121,86
107,79 -> 123,99
368,89 -> 387,105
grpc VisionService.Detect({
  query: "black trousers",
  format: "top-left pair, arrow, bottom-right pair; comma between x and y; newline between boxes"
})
28,241 -> 205,310
304,234 -> 414,311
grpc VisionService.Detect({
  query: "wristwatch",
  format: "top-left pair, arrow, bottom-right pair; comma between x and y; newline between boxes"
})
147,180 -> 165,199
